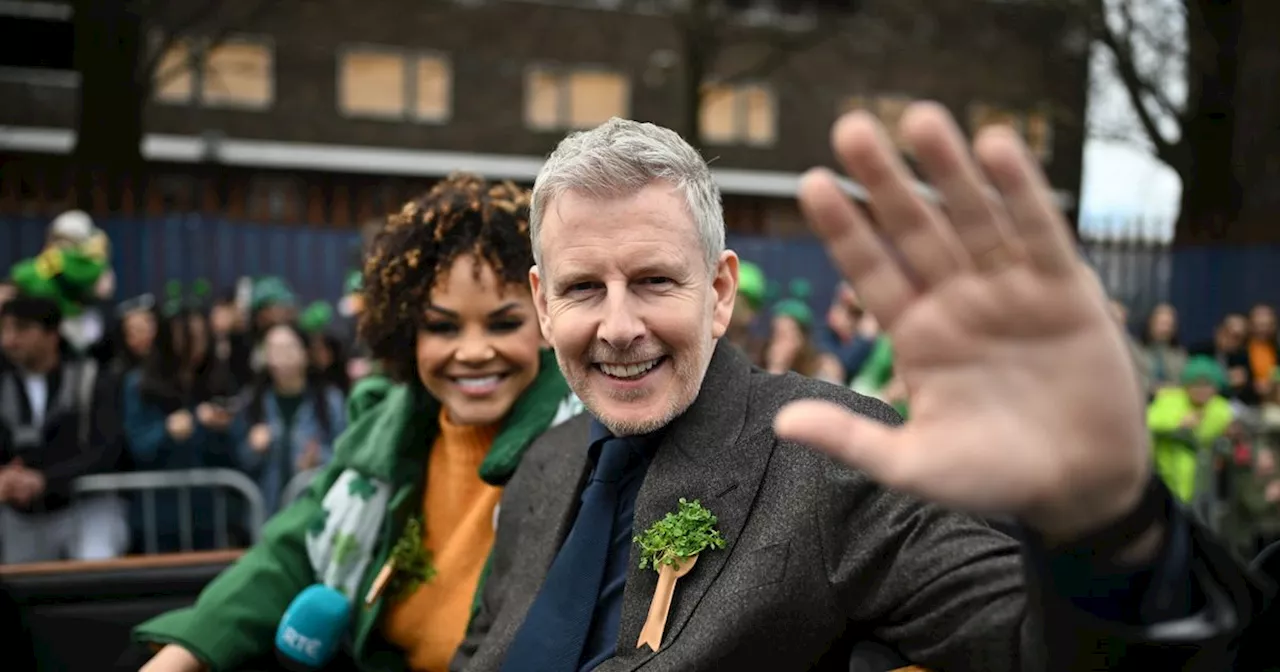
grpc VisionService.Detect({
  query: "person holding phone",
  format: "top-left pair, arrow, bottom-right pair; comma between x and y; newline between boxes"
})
237,322 -> 346,515
121,305 -> 245,553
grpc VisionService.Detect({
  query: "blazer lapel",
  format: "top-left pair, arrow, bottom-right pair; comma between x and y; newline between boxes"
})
529,414 -> 596,568
490,414 -> 595,648
613,343 -> 774,670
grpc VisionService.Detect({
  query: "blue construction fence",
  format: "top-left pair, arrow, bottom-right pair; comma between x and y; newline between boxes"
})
2,215 -> 1278,343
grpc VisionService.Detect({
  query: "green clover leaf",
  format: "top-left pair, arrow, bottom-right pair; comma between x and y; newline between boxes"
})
633,498 -> 725,572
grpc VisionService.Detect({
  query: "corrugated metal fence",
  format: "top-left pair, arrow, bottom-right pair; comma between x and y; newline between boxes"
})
3,215 -> 360,305
3,215 -> 1278,341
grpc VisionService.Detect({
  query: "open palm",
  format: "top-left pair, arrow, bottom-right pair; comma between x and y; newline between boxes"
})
775,103 -> 1150,540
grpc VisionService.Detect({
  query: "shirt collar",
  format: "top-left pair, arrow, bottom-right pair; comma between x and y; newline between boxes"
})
588,417 -> 663,456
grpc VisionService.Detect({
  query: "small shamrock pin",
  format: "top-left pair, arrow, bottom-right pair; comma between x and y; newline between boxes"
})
366,515 -> 438,606
634,498 -> 725,571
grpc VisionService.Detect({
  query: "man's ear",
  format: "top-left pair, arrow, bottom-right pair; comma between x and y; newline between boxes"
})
530,265 -> 553,346
711,251 -> 739,340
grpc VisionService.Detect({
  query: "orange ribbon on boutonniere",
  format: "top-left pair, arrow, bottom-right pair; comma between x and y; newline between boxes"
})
633,498 -> 725,652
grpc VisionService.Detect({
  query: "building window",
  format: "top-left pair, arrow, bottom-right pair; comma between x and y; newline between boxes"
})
338,48 -> 452,122
152,37 -> 274,109
700,83 -> 776,147
524,66 -> 629,131
969,103 -> 1053,162
839,94 -> 913,148
153,40 -> 196,103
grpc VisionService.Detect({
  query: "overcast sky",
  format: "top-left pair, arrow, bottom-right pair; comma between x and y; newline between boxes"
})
1076,0 -> 1183,241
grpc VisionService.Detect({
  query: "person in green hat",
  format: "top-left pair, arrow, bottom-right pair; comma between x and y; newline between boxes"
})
250,277 -> 298,333
762,279 -> 829,380
300,300 -> 351,394
726,260 -> 768,366
247,277 -> 299,374
135,173 -> 581,672
1147,355 -> 1235,505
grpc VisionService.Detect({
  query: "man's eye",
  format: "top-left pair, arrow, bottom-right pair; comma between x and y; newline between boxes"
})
567,282 -> 597,293
643,277 -> 673,286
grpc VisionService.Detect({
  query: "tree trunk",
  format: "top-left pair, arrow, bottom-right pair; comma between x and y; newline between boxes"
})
1229,0 -> 1280,242
681,32 -> 708,151
71,0 -> 145,211
1175,0 -> 1241,244
679,0 -> 715,151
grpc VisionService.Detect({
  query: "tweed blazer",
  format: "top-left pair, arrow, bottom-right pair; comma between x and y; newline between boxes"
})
454,342 -> 1262,672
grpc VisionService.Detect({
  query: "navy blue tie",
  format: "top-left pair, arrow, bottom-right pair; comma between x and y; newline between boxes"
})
501,438 -> 633,672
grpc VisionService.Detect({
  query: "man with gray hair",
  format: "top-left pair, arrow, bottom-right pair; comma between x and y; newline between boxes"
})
454,107 -> 1263,672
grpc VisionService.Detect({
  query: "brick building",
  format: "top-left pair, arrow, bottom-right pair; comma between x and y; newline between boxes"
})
0,0 -> 1088,236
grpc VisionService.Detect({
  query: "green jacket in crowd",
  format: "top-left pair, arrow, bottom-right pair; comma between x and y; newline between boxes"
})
1147,387 -> 1234,503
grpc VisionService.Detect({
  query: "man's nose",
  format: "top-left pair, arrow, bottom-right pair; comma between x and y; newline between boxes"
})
598,292 -> 644,350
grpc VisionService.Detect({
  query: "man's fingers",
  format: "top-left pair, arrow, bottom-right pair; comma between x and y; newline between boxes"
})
973,126 -> 1077,276
774,400 -> 915,487
830,112 -> 967,287
900,103 -> 1025,274
798,169 -> 916,329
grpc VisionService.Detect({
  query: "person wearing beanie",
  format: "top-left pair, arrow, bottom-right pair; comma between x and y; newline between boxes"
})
300,300 -> 351,394
1147,355 -> 1235,505
0,293 -> 128,563
248,277 -> 298,374
763,279 -> 829,380
249,276 -> 298,332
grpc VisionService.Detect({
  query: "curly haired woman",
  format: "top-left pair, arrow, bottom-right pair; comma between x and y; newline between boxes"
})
135,174 -> 581,672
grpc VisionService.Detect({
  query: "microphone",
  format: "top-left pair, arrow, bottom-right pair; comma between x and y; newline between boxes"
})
274,584 -> 352,671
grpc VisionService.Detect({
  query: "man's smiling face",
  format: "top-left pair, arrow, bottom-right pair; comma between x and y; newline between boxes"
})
531,181 -> 737,436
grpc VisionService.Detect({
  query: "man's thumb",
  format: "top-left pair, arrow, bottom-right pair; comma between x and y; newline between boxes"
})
774,399 -> 899,475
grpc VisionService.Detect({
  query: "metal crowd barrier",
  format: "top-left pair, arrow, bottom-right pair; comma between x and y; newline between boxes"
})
279,468 -> 321,511
72,468 -> 267,555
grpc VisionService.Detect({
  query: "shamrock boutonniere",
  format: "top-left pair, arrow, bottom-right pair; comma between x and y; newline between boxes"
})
633,498 -> 725,651
364,515 -> 437,606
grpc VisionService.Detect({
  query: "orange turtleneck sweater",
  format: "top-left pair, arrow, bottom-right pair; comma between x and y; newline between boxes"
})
383,410 -> 504,672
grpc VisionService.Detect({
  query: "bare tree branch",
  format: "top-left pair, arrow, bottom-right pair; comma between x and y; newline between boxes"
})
1112,0 -> 1183,122
1088,124 -> 1151,147
1089,0 -> 1183,169
713,15 -> 848,87
142,0 -> 224,71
